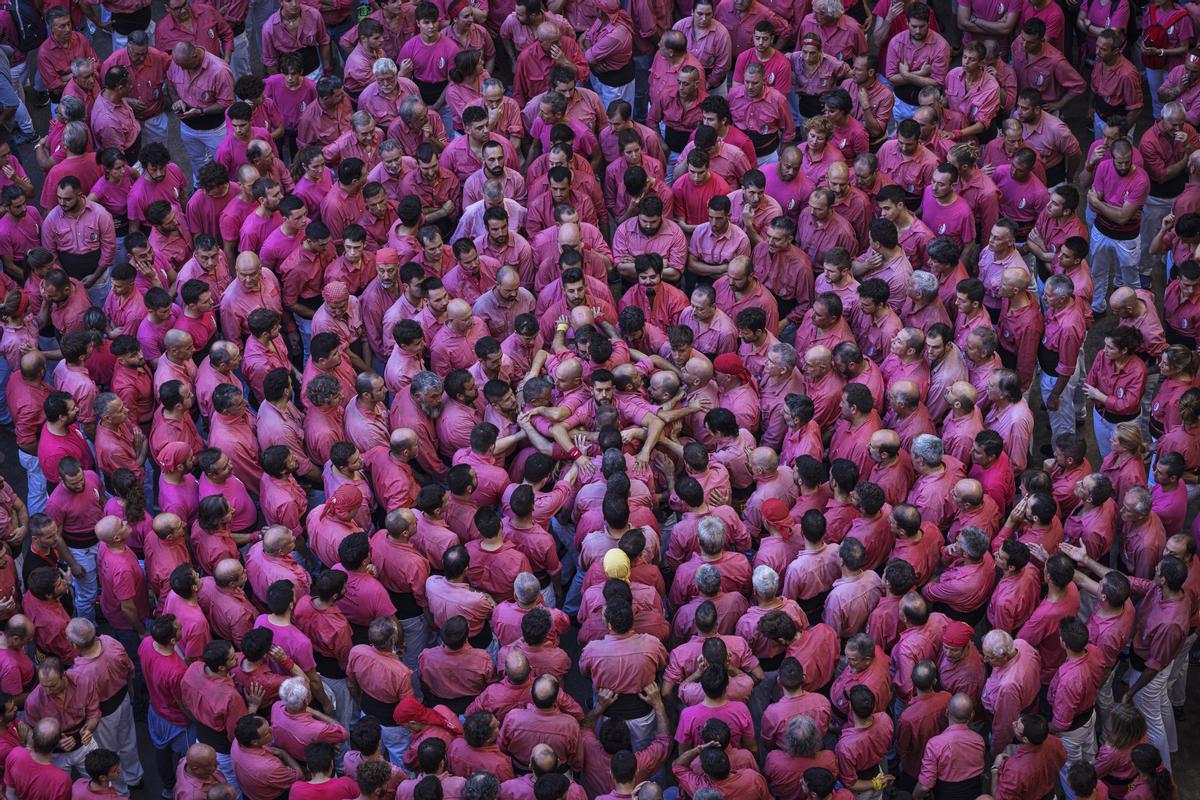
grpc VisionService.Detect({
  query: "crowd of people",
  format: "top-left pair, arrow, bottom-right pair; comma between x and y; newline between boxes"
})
0,0 -> 1199,797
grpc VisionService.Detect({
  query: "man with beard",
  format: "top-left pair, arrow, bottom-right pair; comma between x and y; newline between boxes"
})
464,140 -> 528,208
613,197 -> 689,284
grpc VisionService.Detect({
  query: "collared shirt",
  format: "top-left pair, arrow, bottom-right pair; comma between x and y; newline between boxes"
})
165,50 -> 234,111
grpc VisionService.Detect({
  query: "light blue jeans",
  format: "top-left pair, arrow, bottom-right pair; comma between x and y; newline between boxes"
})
68,543 -> 99,622
18,449 -> 46,515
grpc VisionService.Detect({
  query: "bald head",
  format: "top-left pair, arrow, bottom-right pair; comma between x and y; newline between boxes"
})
536,21 -> 560,43
390,426 -> 419,454
569,305 -> 595,329
163,329 -> 194,352
152,512 -> 183,539
4,615 -> 31,641
530,743 -> 558,773
447,299 -> 473,320
262,525 -> 293,554
949,380 -> 977,410
869,428 -> 901,452
947,693 -> 974,724
954,478 -> 984,506
386,508 -> 416,537
557,222 -> 582,248
889,379 -> 920,409
186,743 -> 218,778
32,718 -> 61,754
95,515 -> 126,544
685,357 -> 713,384
18,351 -> 45,379
496,266 -> 521,291
804,345 -> 832,369
1000,267 -> 1030,293
234,250 -> 260,272
749,447 -> 779,473
827,161 -> 849,182
213,558 -> 242,585
170,41 -> 198,66
504,650 -> 531,683
557,357 -> 583,383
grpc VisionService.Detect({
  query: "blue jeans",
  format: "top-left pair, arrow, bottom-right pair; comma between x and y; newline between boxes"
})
0,357 -> 12,425
68,543 -> 99,622
632,54 -> 654,122
18,448 -> 46,515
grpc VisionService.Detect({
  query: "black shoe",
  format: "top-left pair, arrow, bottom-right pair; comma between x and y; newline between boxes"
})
1174,705 -> 1187,721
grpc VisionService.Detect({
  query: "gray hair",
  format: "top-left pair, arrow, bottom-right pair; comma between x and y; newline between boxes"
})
278,676 -> 310,710
127,29 -> 149,46
1044,273 -> 1075,298
910,270 -> 939,299
64,617 -> 96,648
1126,485 -> 1153,516
695,563 -> 721,595
305,373 -> 342,407
769,342 -> 797,371
482,179 -> 505,202
1164,101 -> 1187,121
813,0 -> 843,15
398,96 -> 425,124
784,715 -> 822,757
981,629 -> 1015,660
93,392 -> 120,419
411,371 -> 443,395
958,526 -> 990,560
693,790 -> 723,800
540,91 -> 568,116
846,632 -> 874,660
464,772 -> 501,800
351,110 -> 374,131
752,565 -> 779,598
481,77 -> 505,94
62,120 -> 89,154
70,57 -> 94,77
911,434 -> 944,467
697,516 -> 727,555
513,572 -> 540,605
743,62 -> 765,79
372,57 -> 398,77
58,95 -> 86,122
380,138 -> 402,156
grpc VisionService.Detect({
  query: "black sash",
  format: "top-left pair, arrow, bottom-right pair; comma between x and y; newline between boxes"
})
467,620 -> 493,650
893,82 -> 921,105
1152,171 -> 1188,199
182,112 -> 226,131
1093,93 -> 1127,123
664,126 -> 691,153
594,61 -> 636,87
1100,408 -> 1139,424
606,692 -> 652,719
933,775 -> 983,800
415,79 -> 447,107
798,93 -> 823,118
57,250 -> 100,281
389,590 -> 421,619
360,690 -> 399,726
1037,342 -> 1061,375
296,44 -> 321,75
196,721 -> 231,754
110,6 -> 152,33
314,651 -> 346,679
99,684 -> 128,716
744,128 -> 780,158
1066,707 -> 1094,731
61,528 -> 99,549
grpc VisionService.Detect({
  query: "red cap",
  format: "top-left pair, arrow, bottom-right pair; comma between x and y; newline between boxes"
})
943,621 -> 974,648
761,498 -> 794,537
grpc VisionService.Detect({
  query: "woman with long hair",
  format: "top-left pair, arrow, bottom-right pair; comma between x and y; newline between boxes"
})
105,468 -> 153,559
1150,345 -> 1199,439
1127,743 -> 1178,800
1099,421 -> 1148,508
1095,703 -> 1148,800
